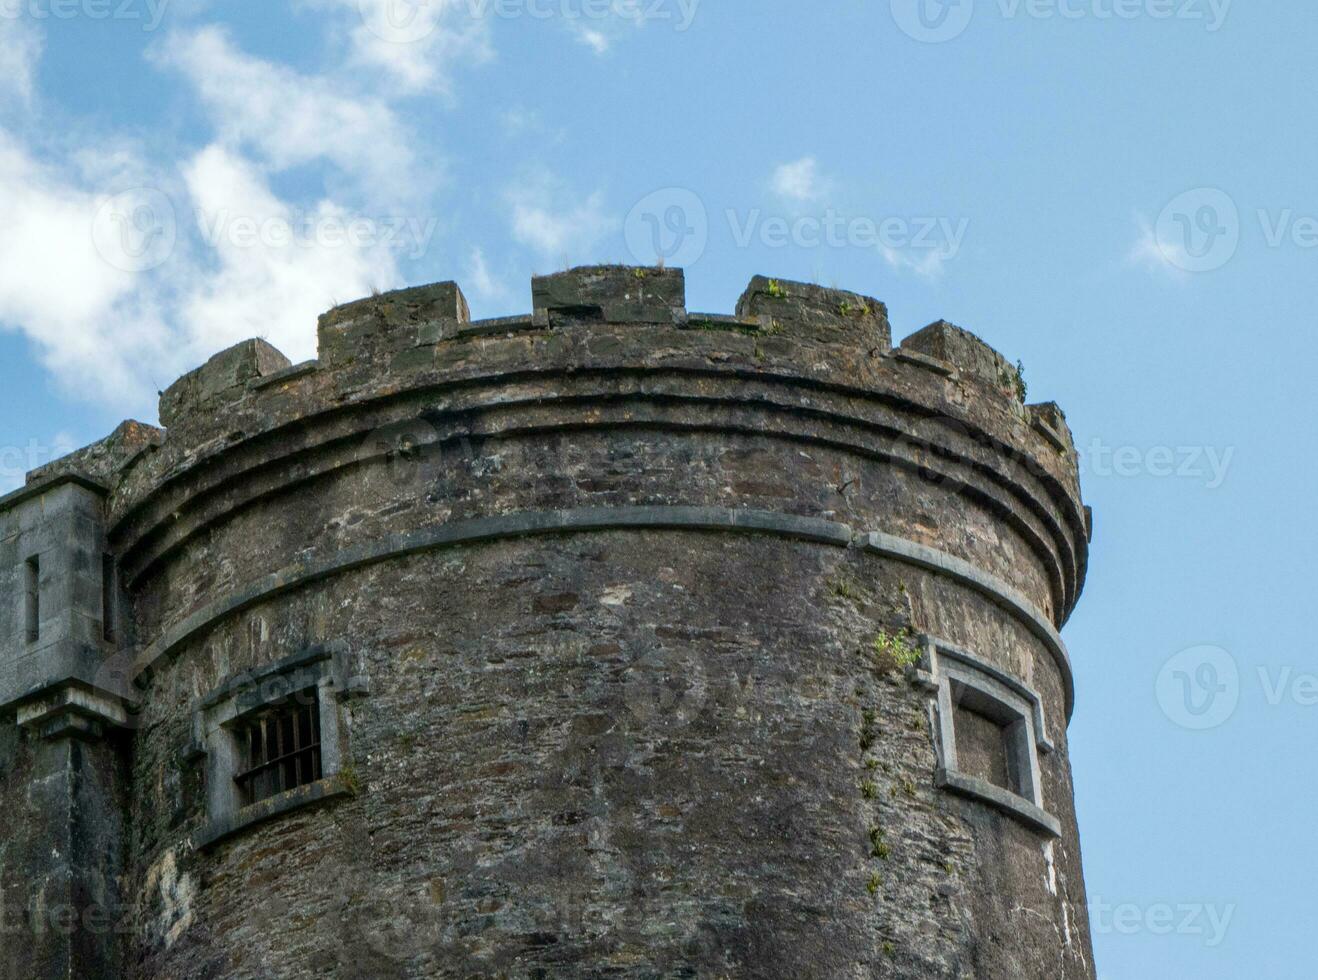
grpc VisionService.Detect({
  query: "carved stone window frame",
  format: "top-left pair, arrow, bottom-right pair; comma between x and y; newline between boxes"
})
910,636 -> 1061,838
188,645 -> 367,850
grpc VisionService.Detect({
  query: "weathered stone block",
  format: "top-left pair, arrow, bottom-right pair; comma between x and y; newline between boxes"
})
159,340 -> 292,428
318,281 -> 470,367
736,275 -> 891,351
1029,401 -> 1076,453
26,421 -> 163,488
902,320 -> 1023,397
532,265 -> 686,326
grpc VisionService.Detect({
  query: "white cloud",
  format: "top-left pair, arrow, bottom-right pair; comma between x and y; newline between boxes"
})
0,131 -> 179,405
573,26 -> 611,54
559,1 -> 696,56
0,18 -> 42,106
881,245 -> 951,281
771,157 -> 833,203
308,0 -> 492,95
179,144 -> 400,362
156,26 -> 419,200
1128,214 -> 1190,279
0,129 -> 403,411
0,17 -> 495,414
464,245 -> 505,300
507,179 -> 612,261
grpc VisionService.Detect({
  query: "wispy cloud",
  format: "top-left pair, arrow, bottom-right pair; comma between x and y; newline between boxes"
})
770,157 -> 834,203
464,245 -> 506,301
0,18 -> 42,107
507,177 -> 612,262
881,244 -> 951,281
572,25 -> 611,54
0,26 -> 416,411
1128,213 -> 1190,279
0,131 -> 180,405
179,144 -> 400,361
306,0 -> 492,95
155,26 -> 421,202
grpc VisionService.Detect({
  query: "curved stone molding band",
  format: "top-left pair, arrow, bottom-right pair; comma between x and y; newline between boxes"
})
131,504 -> 1075,718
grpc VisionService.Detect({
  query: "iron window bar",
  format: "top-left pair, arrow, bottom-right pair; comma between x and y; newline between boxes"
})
233,693 -> 322,806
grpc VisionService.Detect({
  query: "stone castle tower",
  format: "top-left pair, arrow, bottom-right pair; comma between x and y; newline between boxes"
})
0,266 -> 1094,978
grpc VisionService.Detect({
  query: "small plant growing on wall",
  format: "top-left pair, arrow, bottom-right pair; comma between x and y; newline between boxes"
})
872,629 -> 921,674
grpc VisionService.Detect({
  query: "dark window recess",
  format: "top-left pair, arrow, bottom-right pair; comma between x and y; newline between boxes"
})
24,556 -> 39,644
233,691 -> 323,806
101,554 -> 116,643
953,702 -> 1012,792
950,681 -> 1032,800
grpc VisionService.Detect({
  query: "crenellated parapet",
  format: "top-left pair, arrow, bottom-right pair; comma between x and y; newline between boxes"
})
84,267 -> 1083,623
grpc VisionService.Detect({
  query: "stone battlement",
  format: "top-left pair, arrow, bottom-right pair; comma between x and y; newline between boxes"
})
26,267 -> 1073,508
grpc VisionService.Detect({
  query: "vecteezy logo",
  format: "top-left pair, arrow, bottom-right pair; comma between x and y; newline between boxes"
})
622,641 -> 707,730
91,187 -> 177,273
890,0 -> 974,43
624,187 -> 708,269
1155,188 -> 1240,273
359,0 -> 438,43
1155,645 -> 1239,730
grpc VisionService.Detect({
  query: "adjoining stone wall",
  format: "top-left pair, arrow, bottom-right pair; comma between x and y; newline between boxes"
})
1,267 -> 1095,979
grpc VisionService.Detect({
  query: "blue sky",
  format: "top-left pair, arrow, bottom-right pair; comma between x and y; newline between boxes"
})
1,1 -> 1312,974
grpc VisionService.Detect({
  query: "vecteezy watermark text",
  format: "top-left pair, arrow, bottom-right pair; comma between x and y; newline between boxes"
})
1152,187 -> 1318,273
195,209 -> 439,261
0,0 -> 170,29
623,187 -> 966,269
1088,898 -> 1235,947
1080,439 -> 1234,489
890,0 -> 1230,43
91,187 -> 443,272
0,437 -> 80,491
726,209 -> 968,256
465,0 -> 699,28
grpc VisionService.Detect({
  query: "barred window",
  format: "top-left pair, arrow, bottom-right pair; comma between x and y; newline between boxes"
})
233,691 -> 323,806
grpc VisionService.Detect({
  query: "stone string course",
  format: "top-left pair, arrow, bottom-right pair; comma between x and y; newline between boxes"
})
0,266 -> 1095,979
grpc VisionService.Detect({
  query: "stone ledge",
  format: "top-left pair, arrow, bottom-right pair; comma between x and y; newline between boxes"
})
859,531 -> 1074,718
109,369 -> 1083,618
249,360 -> 319,391
12,683 -> 133,733
935,768 -> 1062,838
0,470 -> 108,515
892,347 -> 956,377
132,506 -> 1076,721
195,773 -> 355,852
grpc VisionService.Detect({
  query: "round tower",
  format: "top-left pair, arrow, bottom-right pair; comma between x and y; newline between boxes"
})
1,266 -> 1093,978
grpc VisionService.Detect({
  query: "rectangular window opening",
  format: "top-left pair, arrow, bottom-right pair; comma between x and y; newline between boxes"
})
952,701 -> 1013,793
102,553 -> 116,644
233,690 -> 323,807
24,556 -> 40,645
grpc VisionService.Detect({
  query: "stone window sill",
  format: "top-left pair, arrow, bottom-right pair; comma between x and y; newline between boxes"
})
197,772 -> 355,851
936,768 -> 1062,838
